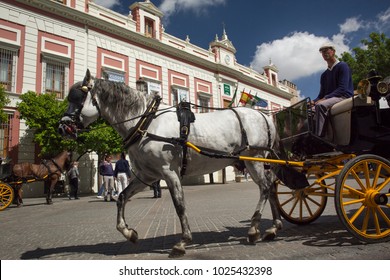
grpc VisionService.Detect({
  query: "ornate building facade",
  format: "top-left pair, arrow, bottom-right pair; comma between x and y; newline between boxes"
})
0,0 -> 297,197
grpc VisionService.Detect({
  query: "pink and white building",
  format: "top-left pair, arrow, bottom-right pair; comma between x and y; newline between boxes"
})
0,0 -> 297,197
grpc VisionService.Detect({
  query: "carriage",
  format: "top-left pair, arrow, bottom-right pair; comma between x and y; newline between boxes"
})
0,151 -> 72,210
0,159 -> 15,210
272,72 -> 390,243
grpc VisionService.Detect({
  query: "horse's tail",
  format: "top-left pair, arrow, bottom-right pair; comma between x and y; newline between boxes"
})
269,114 -> 309,189
269,113 -> 286,160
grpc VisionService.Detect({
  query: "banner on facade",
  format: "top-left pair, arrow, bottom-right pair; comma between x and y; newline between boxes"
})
223,84 -> 231,96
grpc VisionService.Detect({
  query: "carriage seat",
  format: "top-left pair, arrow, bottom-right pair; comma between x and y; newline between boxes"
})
325,95 -> 373,145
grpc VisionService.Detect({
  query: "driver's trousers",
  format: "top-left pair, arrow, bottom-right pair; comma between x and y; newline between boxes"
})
314,97 -> 345,137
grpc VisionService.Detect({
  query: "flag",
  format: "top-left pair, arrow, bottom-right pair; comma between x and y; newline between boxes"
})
252,95 -> 268,108
228,87 -> 238,108
239,91 -> 268,108
239,91 -> 252,105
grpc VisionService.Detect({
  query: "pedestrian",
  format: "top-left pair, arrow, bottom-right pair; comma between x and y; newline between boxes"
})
99,155 -> 115,202
67,161 -> 80,200
96,182 -> 104,199
114,152 -> 131,196
152,180 -> 161,198
310,42 -> 354,137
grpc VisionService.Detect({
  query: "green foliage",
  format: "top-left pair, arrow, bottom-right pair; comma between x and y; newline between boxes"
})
0,85 -> 11,123
76,119 -> 123,157
16,91 -> 123,157
17,91 -> 70,155
340,32 -> 390,87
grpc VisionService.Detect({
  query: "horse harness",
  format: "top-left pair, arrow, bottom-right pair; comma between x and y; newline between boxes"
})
123,95 -> 273,177
40,158 -> 64,178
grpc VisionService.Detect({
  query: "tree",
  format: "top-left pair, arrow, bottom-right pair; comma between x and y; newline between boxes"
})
16,91 -> 123,157
340,32 -> 390,87
0,85 -> 10,123
17,91 -> 71,155
76,119 -> 123,157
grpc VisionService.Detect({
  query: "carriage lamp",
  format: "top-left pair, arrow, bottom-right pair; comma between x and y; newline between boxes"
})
377,81 -> 389,95
136,77 -> 148,93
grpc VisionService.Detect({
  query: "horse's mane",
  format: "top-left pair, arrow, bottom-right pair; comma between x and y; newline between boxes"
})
92,79 -> 151,116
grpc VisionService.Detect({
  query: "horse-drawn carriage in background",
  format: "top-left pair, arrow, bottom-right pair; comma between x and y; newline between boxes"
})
274,71 -> 390,243
0,151 -> 72,211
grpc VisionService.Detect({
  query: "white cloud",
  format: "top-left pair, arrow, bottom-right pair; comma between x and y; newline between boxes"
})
93,0 -> 120,9
339,17 -> 362,34
378,7 -> 390,23
159,0 -> 226,24
250,32 -> 350,81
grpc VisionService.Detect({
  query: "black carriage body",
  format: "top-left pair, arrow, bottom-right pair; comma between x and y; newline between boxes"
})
275,97 -> 390,160
0,161 -> 12,180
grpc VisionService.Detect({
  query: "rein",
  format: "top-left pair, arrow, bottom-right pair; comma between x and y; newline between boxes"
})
123,95 -> 162,149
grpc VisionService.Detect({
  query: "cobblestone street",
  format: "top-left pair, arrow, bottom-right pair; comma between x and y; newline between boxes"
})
1,181 -> 390,260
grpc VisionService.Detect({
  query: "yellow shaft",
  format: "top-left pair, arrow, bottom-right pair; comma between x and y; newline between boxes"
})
185,141 -> 304,167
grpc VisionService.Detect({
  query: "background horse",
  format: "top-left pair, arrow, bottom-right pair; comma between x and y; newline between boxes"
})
12,151 -> 72,206
59,70 -> 282,257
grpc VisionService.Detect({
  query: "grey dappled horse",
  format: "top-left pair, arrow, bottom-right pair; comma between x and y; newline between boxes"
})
59,70 -> 283,257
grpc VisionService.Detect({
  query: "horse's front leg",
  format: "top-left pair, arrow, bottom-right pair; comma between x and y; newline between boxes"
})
166,176 -> 192,258
46,178 -> 56,205
116,180 -> 144,243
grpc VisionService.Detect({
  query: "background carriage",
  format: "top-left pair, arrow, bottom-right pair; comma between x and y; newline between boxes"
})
0,159 -> 14,210
274,72 -> 390,243
0,151 -> 71,210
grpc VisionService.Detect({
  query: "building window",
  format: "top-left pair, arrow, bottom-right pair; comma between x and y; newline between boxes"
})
43,59 -> 68,99
102,68 -> 125,83
171,87 -> 189,106
197,93 -> 211,113
0,113 -> 13,158
145,18 -> 155,38
146,80 -> 161,96
0,48 -> 17,92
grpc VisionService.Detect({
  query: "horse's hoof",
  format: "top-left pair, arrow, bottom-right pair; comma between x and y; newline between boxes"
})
247,227 -> 260,244
46,200 -> 53,205
169,243 -> 186,258
126,229 -> 139,243
261,228 -> 277,241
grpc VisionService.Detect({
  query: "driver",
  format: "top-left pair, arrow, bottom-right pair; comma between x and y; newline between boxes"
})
311,43 -> 354,137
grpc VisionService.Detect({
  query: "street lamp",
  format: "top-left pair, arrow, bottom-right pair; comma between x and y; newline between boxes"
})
136,77 -> 148,93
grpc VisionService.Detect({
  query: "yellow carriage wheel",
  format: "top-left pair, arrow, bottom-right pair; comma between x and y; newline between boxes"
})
276,174 -> 328,225
335,154 -> 390,243
0,182 -> 14,211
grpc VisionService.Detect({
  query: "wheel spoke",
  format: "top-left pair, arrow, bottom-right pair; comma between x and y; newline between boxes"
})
351,168 -> 367,192
376,177 -> 390,192
288,197 -> 299,216
349,204 -> 365,224
372,164 -> 382,190
377,207 -> 390,227
280,195 -> 295,207
342,183 -> 365,197
361,208 -> 370,234
363,162 -> 371,189
302,197 -> 314,217
306,195 -> 322,207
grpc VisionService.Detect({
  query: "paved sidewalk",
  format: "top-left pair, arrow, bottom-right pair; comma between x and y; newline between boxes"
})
1,181 -> 389,260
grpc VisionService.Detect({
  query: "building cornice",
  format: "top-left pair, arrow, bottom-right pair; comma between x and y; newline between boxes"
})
14,0 -> 292,100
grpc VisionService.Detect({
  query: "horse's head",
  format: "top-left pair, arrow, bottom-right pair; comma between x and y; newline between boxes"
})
64,151 -> 73,170
53,150 -> 73,171
58,69 -> 99,139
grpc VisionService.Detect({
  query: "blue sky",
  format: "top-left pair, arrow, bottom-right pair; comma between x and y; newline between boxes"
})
95,0 -> 390,100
